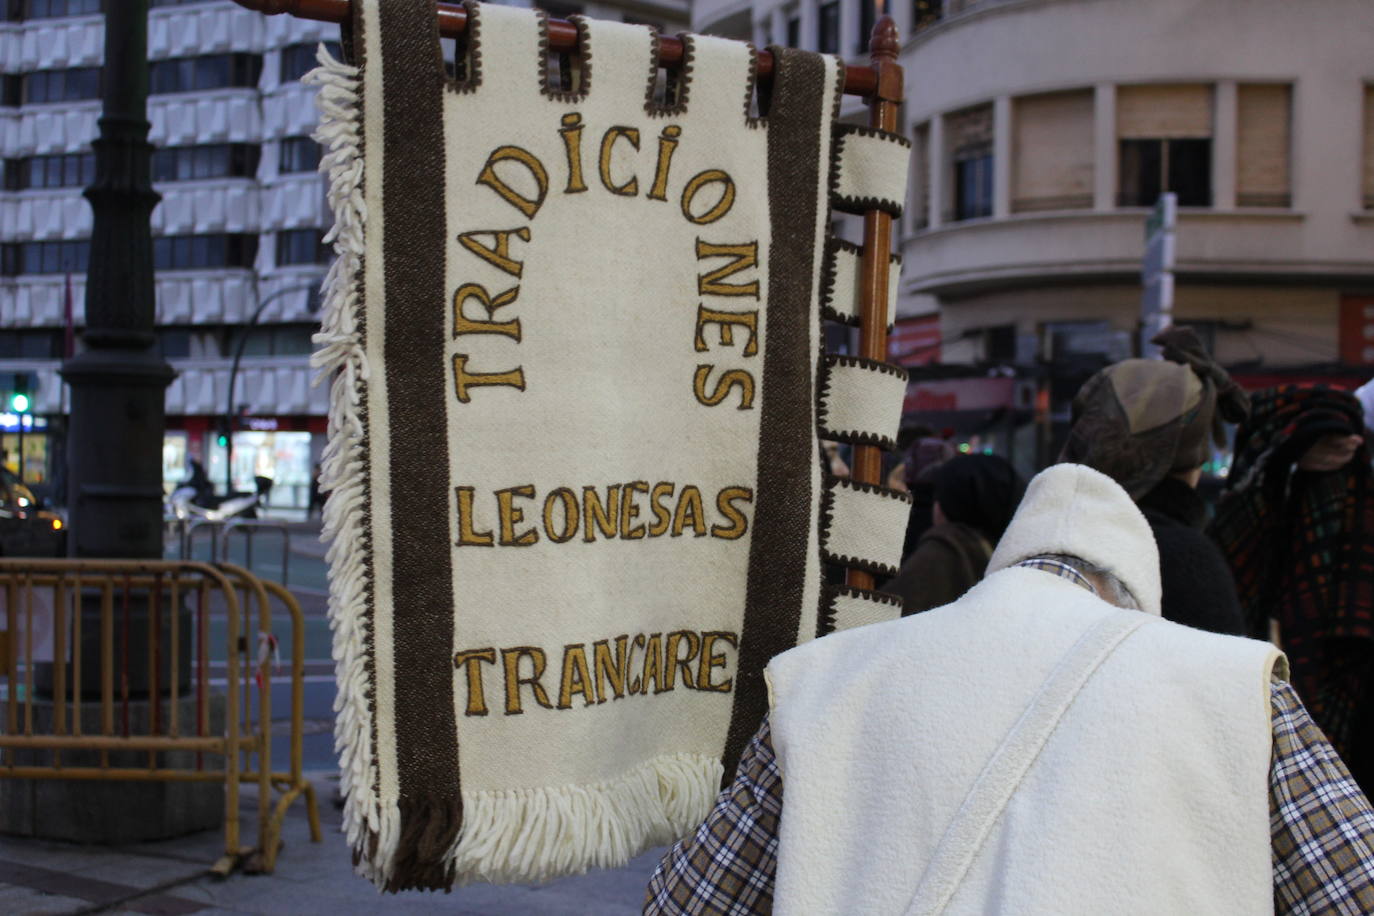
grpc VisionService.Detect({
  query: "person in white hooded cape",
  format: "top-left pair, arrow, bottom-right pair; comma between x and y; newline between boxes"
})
646,463 -> 1374,915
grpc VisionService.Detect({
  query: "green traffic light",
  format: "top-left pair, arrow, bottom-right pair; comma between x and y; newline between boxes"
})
217,434 -> 229,447
10,393 -> 29,413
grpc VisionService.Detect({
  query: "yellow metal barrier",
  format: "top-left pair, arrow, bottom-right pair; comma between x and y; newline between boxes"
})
0,558 -> 320,875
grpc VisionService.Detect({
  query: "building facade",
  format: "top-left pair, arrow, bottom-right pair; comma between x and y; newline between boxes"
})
695,0 -> 1374,468
0,0 -> 687,513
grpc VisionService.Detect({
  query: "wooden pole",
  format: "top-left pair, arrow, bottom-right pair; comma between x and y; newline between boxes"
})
846,15 -> 903,592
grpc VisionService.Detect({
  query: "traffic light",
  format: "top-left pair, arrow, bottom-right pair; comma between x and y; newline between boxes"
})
214,416 -> 231,448
3,373 -> 32,414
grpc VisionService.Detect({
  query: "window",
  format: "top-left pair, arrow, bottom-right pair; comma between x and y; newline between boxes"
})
225,324 -> 317,358
1236,84 -> 1291,208
910,123 -> 929,230
0,240 -> 90,276
913,0 -> 943,31
817,1 -> 839,54
152,234 -> 258,270
149,54 -> 262,95
4,151 -> 96,190
22,0 -> 101,17
1116,84 -> 1212,208
1013,90 -> 1094,213
1,75 -> 20,106
279,137 -> 321,174
786,16 -> 799,48
21,67 -> 101,104
1118,138 -> 1211,207
953,144 -> 993,220
280,42 -> 340,84
276,230 -> 329,267
151,144 -> 260,182
944,103 -> 993,221
0,332 -> 61,359
158,329 -> 192,359
858,0 -> 876,52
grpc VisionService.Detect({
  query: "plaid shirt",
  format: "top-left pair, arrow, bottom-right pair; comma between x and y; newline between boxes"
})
645,564 -> 1374,914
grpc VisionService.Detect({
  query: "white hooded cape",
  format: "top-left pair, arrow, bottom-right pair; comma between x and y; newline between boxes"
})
766,464 -> 1285,915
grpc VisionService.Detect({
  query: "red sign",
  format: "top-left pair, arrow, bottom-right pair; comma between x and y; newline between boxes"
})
903,377 -> 1018,415
889,315 -> 941,367
1339,295 -> 1374,366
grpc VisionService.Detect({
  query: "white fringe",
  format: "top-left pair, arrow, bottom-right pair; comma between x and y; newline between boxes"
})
449,753 -> 724,886
303,42 -> 722,892
304,43 -> 399,886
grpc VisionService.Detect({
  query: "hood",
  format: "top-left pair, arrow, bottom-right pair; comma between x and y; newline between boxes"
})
986,463 -> 1162,617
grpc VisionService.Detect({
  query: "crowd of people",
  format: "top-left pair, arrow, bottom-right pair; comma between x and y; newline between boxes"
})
645,327 -> 1374,913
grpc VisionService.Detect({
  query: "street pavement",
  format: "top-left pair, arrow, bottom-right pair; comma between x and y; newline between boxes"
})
2,521 -> 672,912
0,776 -> 669,914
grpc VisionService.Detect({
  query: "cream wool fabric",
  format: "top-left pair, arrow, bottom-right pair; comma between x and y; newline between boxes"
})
766,464 -> 1284,915
308,0 -> 912,891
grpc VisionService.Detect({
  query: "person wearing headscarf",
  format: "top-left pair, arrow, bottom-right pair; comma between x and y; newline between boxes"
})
881,453 -> 1024,615
1060,327 -> 1251,637
1210,383 -> 1374,795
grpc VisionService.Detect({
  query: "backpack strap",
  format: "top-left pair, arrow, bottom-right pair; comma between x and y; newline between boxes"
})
905,610 -> 1147,916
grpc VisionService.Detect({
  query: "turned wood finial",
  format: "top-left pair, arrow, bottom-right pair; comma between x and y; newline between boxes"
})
869,14 -> 900,60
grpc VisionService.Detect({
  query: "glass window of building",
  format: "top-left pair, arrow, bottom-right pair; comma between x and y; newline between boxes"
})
149,53 -> 262,95
817,1 -> 839,54
22,67 -> 102,104
1116,84 -> 1213,207
913,0 -> 943,32
279,137 -> 322,174
1236,84 -> 1291,208
944,103 -> 994,221
22,0 -> 101,18
280,42 -> 341,84
153,234 -> 258,270
0,239 -> 90,275
786,15 -> 800,47
3,151 -> 95,190
954,145 -> 993,220
151,143 -> 260,182
276,229 -> 329,266
859,0 -> 876,52
909,122 -> 929,230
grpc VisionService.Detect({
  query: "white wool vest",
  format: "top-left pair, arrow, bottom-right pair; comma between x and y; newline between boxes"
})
769,466 -> 1280,916
766,567 -> 1283,915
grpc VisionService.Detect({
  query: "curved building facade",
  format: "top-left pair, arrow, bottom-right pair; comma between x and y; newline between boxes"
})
696,0 -> 1374,465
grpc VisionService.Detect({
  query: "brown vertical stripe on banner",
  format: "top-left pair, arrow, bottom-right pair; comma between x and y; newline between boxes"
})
722,47 -> 828,782
379,0 -> 462,892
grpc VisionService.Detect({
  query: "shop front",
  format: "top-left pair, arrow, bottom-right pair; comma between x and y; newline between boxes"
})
164,415 -> 324,516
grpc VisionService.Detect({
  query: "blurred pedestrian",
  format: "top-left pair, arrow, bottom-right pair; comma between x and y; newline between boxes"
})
881,453 -> 1024,615
647,465 -> 1374,914
1060,326 -> 1250,636
895,433 -> 957,563
309,462 -> 325,519
1211,384 -> 1374,794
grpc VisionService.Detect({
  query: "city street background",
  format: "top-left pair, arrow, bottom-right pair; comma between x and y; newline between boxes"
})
0,522 -> 667,914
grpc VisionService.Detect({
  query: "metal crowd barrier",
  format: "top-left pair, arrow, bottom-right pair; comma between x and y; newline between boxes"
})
0,558 -> 320,876
167,517 -> 294,588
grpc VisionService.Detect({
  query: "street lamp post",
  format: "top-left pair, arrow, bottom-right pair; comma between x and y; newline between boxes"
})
6,1 -> 223,844
60,0 -> 174,560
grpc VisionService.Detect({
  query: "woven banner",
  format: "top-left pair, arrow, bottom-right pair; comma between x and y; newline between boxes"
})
309,0 -> 906,890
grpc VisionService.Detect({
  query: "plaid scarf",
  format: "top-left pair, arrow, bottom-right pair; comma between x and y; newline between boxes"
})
1210,385 -> 1374,781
